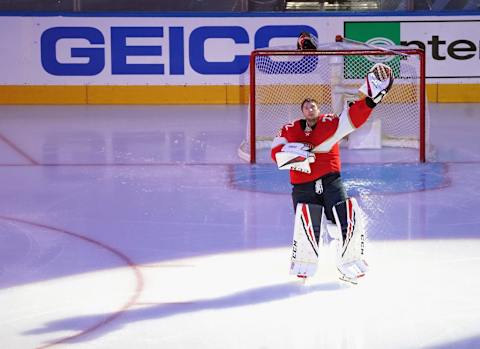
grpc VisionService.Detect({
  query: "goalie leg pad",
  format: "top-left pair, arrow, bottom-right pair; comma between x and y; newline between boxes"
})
290,203 -> 324,278
332,198 -> 368,281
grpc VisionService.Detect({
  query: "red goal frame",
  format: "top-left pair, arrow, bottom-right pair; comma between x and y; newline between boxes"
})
248,48 -> 426,163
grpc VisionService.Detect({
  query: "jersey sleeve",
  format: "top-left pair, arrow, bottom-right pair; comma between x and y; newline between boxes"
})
312,98 -> 374,153
348,98 -> 374,128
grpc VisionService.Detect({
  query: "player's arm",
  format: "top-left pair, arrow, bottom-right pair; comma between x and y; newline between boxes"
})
313,63 -> 393,153
311,105 -> 367,153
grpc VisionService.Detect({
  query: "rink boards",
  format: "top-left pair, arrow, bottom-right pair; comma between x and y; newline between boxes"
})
0,12 -> 479,104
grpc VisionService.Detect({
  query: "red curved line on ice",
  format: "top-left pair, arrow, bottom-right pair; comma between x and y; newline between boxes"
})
0,215 -> 144,349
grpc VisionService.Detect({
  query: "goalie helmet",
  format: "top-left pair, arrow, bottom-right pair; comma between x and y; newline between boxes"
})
297,32 -> 318,50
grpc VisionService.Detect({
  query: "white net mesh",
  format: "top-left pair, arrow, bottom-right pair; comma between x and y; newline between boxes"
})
239,42 -> 428,163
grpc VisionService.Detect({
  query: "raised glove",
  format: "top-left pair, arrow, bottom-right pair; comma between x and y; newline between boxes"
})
359,63 -> 394,104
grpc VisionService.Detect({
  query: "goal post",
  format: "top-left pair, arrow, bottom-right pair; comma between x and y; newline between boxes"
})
240,40 -> 427,164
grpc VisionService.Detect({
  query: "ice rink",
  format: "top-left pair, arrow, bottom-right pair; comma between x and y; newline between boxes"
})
0,103 -> 479,349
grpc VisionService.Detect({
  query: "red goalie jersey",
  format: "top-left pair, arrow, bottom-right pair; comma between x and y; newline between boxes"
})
271,99 -> 374,184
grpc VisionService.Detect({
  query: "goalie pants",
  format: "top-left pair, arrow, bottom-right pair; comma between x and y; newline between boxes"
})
291,172 -> 347,224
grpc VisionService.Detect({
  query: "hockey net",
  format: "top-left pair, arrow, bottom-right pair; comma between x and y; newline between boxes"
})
239,39 -> 428,163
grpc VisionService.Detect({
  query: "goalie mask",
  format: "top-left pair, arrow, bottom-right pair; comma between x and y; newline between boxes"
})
297,32 -> 318,50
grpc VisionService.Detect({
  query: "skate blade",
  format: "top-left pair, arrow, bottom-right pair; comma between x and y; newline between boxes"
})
339,274 -> 358,285
338,269 -> 365,285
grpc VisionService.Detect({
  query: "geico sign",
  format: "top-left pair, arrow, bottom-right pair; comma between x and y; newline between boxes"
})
40,25 -> 316,76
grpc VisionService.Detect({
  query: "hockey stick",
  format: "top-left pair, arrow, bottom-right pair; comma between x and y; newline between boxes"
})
337,35 -> 409,57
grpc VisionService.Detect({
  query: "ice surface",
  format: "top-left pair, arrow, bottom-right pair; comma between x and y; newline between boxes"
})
0,103 -> 479,348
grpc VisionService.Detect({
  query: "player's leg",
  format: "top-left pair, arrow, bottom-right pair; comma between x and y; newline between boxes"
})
319,173 -> 348,239
290,202 -> 325,279
332,198 -> 368,284
292,180 -> 330,244
320,174 -> 367,284
291,181 -> 319,211
290,182 -> 327,279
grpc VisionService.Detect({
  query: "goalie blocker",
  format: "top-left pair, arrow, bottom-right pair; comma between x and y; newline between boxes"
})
275,142 -> 315,174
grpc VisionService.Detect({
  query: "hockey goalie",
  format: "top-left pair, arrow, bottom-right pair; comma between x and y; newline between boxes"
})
271,62 -> 394,284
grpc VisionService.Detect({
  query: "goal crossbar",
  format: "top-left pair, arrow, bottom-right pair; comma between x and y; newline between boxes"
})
247,46 -> 426,163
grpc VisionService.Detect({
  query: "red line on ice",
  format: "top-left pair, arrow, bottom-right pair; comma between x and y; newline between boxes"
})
0,132 -> 39,165
0,215 -> 144,349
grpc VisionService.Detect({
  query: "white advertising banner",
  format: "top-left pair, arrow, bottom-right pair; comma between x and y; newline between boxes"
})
0,14 -> 478,85
401,20 -> 480,80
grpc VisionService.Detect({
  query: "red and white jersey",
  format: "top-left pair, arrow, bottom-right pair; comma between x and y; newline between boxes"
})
271,98 -> 374,184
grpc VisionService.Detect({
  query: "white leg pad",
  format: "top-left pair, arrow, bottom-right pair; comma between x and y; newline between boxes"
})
290,260 -> 318,279
332,198 -> 369,283
290,203 -> 323,278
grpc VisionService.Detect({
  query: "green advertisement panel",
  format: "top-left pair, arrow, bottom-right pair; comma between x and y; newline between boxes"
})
344,22 -> 401,79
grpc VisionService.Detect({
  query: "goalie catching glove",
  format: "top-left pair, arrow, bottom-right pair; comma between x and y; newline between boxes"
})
275,142 -> 315,174
359,63 -> 394,104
